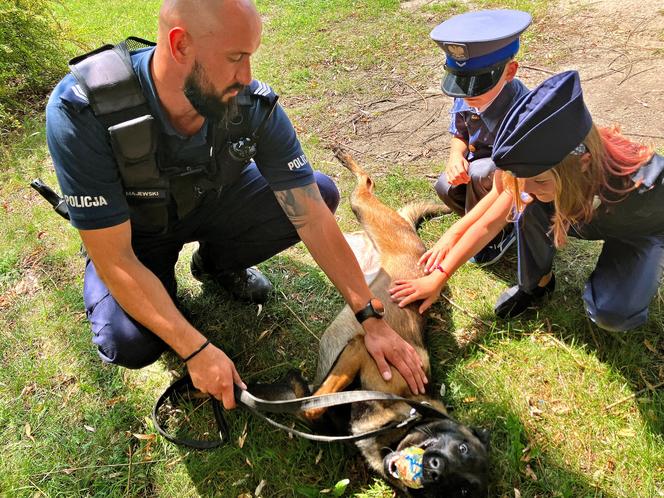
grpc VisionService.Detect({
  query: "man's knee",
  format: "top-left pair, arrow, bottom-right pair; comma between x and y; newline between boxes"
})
314,171 -> 340,213
88,294 -> 167,369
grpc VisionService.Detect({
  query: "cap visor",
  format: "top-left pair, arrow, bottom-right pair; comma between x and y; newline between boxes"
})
441,66 -> 505,98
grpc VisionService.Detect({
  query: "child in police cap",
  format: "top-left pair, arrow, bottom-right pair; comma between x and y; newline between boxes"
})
391,70 -> 663,332
429,9 -> 531,266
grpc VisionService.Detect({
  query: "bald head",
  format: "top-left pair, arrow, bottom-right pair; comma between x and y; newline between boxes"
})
158,0 -> 261,41
151,0 -> 262,129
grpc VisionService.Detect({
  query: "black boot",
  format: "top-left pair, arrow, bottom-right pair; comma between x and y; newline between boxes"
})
494,274 -> 555,319
191,250 -> 273,304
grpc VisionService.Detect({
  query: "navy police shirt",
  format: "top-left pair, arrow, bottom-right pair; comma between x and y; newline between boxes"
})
46,47 -> 314,230
449,78 -> 529,161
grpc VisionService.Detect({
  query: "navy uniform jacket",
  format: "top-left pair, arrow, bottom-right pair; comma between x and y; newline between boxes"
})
449,78 -> 529,161
572,153 -> 664,240
46,47 -> 314,231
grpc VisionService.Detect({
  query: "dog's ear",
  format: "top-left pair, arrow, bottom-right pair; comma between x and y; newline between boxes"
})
471,427 -> 491,449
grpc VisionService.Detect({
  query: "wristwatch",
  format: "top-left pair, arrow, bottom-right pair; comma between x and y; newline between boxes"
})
354,297 -> 386,323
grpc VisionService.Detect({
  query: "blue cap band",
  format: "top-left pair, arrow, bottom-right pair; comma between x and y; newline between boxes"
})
446,39 -> 520,71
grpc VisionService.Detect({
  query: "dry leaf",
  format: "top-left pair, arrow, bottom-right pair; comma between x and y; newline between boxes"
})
106,396 -> 126,407
84,425 -> 96,432
462,396 -> 476,403
256,304 -> 263,316
132,433 -> 156,441
257,329 -> 271,341
238,421 -> 248,448
618,428 -> 636,438
524,464 -> 538,481
254,479 -> 267,497
315,449 -> 323,465
245,458 -> 253,468
25,423 -> 35,442
514,489 -> 522,498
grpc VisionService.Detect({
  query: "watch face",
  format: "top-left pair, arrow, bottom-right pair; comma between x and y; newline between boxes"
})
371,298 -> 385,316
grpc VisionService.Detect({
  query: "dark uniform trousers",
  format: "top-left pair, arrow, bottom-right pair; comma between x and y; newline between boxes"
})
84,165 -> 340,368
516,201 -> 664,332
434,157 -> 495,217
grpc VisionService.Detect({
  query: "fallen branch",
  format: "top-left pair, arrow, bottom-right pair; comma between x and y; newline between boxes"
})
604,380 -> 664,411
520,64 -> 556,75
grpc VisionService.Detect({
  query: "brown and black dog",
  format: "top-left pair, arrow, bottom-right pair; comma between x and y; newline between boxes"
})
257,149 -> 490,496
306,149 -> 490,497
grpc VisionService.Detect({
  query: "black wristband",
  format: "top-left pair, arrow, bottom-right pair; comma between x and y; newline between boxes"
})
183,339 -> 211,363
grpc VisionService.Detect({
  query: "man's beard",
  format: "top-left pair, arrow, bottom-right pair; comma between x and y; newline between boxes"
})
183,61 -> 244,120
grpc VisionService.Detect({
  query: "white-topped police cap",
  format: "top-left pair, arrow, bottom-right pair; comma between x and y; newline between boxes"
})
430,9 -> 531,98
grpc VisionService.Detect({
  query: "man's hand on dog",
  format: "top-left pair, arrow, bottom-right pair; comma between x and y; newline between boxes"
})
389,271 -> 447,314
187,344 -> 247,409
363,320 -> 427,394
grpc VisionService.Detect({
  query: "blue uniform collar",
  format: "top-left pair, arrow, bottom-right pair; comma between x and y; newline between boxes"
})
133,47 -> 208,142
451,79 -> 522,130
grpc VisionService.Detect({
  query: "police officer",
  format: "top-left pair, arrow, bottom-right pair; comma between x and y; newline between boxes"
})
46,0 -> 427,409
430,9 -> 531,265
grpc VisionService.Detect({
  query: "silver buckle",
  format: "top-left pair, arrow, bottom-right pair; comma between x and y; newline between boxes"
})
570,143 -> 588,156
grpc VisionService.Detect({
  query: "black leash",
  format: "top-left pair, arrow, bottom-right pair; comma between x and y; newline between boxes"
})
153,375 -> 451,449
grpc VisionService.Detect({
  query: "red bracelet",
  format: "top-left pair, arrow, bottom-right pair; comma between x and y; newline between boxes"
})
436,264 -> 449,278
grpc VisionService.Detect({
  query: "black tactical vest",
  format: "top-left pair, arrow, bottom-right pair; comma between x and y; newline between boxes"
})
68,37 -> 277,233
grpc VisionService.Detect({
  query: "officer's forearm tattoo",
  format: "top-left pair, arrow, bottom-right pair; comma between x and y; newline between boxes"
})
274,184 -> 323,230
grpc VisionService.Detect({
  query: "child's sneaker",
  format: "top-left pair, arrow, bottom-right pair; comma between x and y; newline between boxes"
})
469,227 -> 516,267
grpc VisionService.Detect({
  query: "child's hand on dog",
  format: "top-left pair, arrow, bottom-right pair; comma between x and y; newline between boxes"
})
419,230 -> 461,274
389,271 -> 447,314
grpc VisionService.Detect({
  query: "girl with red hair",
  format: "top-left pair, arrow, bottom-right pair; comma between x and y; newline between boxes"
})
390,71 -> 663,331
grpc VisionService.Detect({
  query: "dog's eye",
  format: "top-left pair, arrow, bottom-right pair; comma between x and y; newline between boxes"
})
458,443 -> 469,454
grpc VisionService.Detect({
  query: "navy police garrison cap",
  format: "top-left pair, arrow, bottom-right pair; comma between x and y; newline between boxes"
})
492,70 -> 593,178
430,9 -> 531,98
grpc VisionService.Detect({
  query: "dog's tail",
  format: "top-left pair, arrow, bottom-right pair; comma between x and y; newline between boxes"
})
398,202 -> 452,230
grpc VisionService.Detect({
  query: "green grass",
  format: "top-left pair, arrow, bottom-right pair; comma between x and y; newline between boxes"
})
2,0 -> 664,497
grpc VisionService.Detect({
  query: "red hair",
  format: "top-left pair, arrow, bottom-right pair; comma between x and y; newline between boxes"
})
506,125 -> 654,247
598,125 -> 653,201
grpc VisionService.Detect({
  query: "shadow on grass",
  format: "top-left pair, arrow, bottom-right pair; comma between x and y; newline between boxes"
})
465,239 -> 664,437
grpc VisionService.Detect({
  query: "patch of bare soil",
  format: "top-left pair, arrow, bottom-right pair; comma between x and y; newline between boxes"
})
321,0 -> 663,173
544,0 -> 664,147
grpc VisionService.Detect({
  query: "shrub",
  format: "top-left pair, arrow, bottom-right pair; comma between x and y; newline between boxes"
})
0,0 -> 69,139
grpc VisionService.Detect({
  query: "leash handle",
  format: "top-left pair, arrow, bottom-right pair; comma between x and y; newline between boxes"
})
152,376 -> 228,449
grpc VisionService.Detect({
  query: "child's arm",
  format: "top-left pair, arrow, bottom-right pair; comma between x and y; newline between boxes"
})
420,173 -> 502,273
391,172 -> 513,313
446,136 -> 470,186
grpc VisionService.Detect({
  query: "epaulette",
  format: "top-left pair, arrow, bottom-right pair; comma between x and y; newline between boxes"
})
60,83 -> 90,112
236,79 -> 278,106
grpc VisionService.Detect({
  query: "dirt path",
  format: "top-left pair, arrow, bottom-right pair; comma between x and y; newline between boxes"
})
547,0 -> 664,147
333,0 -> 664,169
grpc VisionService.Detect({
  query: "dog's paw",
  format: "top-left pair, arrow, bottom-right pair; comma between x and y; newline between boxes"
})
302,407 -> 327,422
